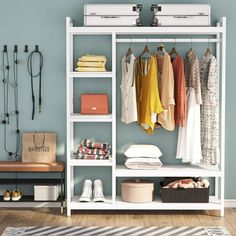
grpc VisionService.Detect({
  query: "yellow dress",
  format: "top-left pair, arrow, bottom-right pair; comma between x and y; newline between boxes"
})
136,55 -> 163,134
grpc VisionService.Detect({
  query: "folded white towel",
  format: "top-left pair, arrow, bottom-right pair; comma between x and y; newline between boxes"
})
125,157 -> 163,170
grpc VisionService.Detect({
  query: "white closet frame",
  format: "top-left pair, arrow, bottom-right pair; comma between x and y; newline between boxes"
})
66,17 -> 226,217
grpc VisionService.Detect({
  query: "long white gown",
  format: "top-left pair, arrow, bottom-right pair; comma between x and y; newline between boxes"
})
176,87 -> 202,164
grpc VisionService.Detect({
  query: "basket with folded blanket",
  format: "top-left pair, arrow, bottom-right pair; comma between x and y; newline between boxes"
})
75,54 -> 107,72
160,177 -> 210,203
124,145 -> 163,170
74,139 -> 111,160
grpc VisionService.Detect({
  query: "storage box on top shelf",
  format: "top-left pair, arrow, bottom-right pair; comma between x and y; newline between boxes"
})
84,4 -> 142,26
151,4 -> 211,26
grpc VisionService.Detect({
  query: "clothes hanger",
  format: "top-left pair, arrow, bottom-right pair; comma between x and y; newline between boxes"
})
157,41 -> 166,56
205,38 -> 212,56
169,39 -> 178,58
125,39 -> 133,61
140,40 -> 151,59
187,38 -> 194,54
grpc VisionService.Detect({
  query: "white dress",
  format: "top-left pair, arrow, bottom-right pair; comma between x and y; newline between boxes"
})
176,50 -> 202,164
120,54 -> 138,124
176,87 -> 201,164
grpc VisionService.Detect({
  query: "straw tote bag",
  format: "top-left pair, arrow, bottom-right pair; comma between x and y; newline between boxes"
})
22,132 -> 56,162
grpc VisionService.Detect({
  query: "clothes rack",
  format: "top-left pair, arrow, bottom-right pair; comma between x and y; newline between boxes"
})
66,17 -> 226,217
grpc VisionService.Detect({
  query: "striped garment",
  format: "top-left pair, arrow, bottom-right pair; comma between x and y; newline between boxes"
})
81,139 -> 111,150
74,154 -> 111,160
78,145 -> 111,155
74,139 -> 112,160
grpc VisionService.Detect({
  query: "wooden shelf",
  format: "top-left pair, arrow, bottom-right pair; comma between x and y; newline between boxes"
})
70,114 -> 113,122
69,72 -> 112,78
116,165 -> 222,177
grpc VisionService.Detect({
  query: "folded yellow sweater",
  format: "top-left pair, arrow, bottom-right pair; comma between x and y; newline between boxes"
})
77,61 -> 105,68
79,54 -> 107,62
75,67 -> 106,72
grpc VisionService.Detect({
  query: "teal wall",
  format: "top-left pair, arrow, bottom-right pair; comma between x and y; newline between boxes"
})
0,0 -> 235,198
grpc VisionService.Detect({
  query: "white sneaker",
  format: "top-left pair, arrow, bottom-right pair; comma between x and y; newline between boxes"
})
79,179 -> 92,202
93,179 -> 105,202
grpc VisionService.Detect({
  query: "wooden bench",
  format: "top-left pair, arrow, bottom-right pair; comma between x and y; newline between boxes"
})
0,161 -> 65,213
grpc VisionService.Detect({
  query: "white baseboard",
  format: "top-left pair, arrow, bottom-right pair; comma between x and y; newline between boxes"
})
224,199 -> 236,208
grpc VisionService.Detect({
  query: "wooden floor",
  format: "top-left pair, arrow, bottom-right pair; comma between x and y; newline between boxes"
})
0,208 -> 236,235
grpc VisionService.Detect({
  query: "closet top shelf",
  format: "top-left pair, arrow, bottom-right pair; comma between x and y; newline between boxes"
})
67,17 -> 226,36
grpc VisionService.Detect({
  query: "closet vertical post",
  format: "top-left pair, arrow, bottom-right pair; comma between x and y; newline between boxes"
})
215,21 -> 221,202
66,17 -> 73,217
220,17 -> 226,217
112,32 -> 117,205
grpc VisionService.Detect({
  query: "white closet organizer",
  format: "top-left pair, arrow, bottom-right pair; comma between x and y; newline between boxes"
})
66,17 -> 226,217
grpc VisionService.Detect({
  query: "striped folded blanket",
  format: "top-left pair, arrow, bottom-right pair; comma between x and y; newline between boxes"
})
75,154 -> 111,160
81,139 -> 111,150
74,139 -> 111,160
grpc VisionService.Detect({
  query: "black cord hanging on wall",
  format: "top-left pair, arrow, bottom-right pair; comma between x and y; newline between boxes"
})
27,45 -> 43,120
1,45 -> 20,160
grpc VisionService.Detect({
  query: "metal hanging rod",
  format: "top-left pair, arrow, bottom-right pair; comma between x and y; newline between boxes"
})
116,38 -> 220,43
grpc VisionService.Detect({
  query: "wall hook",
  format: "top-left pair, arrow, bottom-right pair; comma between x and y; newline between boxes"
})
24,45 -> 28,53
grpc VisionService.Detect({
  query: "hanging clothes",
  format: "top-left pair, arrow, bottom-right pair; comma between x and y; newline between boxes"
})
184,50 -> 202,105
156,52 -> 175,131
176,87 -> 201,163
200,52 -> 219,165
171,55 -> 186,127
176,50 -> 202,164
135,55 -> 163,134
120,53 -> 138,124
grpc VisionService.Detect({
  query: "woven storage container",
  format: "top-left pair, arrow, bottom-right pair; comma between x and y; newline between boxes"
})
121,179 -> 154,203
160,185 -> 210,203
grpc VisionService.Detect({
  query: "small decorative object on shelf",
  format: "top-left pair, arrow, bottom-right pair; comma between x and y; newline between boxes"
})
74,139 -> 111,160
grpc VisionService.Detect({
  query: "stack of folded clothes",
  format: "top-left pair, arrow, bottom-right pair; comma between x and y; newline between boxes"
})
74,139 -> 111,160
124,145 -> 163,170
75,54 -> 107,72
162,177 -> 210,189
